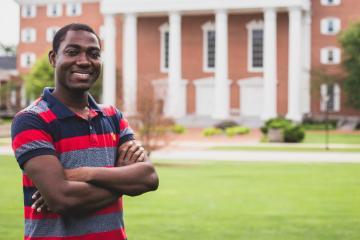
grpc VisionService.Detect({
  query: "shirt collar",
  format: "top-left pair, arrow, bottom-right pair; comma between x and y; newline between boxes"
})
42,87 -> 104,119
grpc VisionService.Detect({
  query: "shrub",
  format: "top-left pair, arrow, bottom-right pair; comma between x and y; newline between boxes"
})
284,125 -> 305,143
214,120 -> 238,130
171,124 -> 186,134
225,126 -> 250,137
261,117 -> 305,143
202,127 -> 223,137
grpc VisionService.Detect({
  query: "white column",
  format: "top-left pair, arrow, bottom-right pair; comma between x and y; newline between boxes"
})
102,14 -> 116,106
123,13 -> 137,115
261,8 -> 278,121
286,7 -> 303,122
166,11 -> 182,118
301,11 -> 311,114
212,9 -> 229,120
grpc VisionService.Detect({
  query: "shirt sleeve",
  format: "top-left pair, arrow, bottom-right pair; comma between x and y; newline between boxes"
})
11,111 -> 57,169
115,108 -> 135,146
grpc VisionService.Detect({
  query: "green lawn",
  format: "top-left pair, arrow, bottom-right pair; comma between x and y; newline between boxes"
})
2,156 -> 360,240
210,145 -> 360,152
304,132 -> 360,144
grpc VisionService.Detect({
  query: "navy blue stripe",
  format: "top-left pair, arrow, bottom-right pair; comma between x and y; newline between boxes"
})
119,134 -> 135,146
11,112 -> 50,139
24,186 -> 37,207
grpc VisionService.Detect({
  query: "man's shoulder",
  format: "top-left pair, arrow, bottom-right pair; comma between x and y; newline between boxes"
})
98,104 -> 122,117
14,98 -> 51,123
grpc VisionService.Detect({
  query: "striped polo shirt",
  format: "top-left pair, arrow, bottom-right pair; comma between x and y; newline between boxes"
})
11,87 -> 134,240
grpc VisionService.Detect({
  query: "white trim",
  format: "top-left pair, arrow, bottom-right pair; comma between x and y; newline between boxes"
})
246,20 -> 264,73
320,47 -> 341,64
202,21 -> 215,73
101,0 -> 311,14
20,52 -> 36,68
320,83 -> 341,112
46,27 -> 60,42
16,0 -> 99,5
159,22 -> 169,73
321,0 -> 341,6
47,3 -> 63,17
321,17 -> 341,35
66,2 -> 82,16
21,5 -> 36,18
21,28 -> 36,43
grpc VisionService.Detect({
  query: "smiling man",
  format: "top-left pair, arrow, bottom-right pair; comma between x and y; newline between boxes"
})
11,23 -> 158,240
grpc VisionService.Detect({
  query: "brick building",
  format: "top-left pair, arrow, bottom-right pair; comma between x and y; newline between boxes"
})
15,0 -> 360,125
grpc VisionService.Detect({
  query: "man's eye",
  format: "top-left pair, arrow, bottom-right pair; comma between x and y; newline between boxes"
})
66,50 -> 78,56
89,52 -> 101,59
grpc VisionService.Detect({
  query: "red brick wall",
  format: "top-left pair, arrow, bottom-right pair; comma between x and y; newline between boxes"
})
311,0 -> 360,116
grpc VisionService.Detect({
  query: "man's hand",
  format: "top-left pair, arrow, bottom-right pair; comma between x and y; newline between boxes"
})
117,140 -> 147,166
31,190 -> 50,213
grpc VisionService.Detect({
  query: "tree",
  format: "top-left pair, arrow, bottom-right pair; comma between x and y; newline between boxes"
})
0,43 -> 16,56
24,55 -> 54,100
339,21 -> 360,110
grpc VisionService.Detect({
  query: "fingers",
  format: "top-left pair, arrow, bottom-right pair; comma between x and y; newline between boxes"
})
32,190 -> 50,212
118,140 -> 147,165
118,141 -> 133,162
124,143 -> 140,162
130,146 -> 146,162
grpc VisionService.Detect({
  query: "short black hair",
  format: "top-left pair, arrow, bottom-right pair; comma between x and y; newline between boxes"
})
52,23 -> 101,54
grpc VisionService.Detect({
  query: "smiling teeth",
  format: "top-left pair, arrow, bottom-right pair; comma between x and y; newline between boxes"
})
73,73 -> 89,79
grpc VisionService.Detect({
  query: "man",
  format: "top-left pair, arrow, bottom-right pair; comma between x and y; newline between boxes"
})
11,23 -> 158,240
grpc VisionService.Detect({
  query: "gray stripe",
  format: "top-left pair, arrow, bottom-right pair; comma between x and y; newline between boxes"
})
24,100 -> 49,114
59,147 -> 117,169
25,212 -> 124,237
15,140 -> 55,159
120,128 -> 133,138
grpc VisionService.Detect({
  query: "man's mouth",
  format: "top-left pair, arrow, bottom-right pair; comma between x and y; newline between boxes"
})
72,72 -> 90,80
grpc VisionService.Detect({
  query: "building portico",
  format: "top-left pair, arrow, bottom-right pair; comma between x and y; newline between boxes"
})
101,0 -> 311,122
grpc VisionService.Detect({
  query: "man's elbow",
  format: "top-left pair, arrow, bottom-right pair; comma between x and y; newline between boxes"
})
144,162 -> 159,191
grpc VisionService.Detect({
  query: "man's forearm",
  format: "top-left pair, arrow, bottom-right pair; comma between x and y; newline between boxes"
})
67,162 -> 159,196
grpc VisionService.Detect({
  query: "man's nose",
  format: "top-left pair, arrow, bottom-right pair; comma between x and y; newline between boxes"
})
76,52 -> 90,66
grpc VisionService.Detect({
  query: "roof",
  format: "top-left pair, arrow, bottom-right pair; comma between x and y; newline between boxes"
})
0,56 -> 16,70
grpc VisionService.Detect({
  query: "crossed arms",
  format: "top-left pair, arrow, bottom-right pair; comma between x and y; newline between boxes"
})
24,140 -> 159,217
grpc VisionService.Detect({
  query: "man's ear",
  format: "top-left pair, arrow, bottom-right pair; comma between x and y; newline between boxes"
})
48,50 -> 56,67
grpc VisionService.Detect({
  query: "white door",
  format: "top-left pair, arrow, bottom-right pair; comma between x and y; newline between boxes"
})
194,78 -> 214,116
239,78 -> 263,117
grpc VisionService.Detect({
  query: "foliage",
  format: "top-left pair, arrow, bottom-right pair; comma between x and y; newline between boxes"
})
171,124 -> 186,134
202,127 -> 223,137
225,126 -> 250,137
261,118 -> 305,143
214,120 -> 238,130
24,55 -> 54,100
339,21 -> 360,110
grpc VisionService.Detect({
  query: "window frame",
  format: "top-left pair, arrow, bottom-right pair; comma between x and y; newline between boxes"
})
246,20 -> 264,73
21,28 -> 36,43
46,27 -> 60,43
20,52 -> 36,68
202,21 -> 216,73
321,17 -> 341,35
21,5 -> 36,18
320,47 -> 341,64
159,23 -> 169,73
320,83 -> 340,112
47,3 -> 63,17
66,2 -> 82,16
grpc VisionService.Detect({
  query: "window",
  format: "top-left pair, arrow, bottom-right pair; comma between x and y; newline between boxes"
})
321,18 -> 341,35
66,3 -> 82,16
22,5 -> 36,18
202,21 -> 215,72
20,53 -> 36,68
246,20 -> 264,72
47,3 -> 62,17
320,83 -> 340,112
46,27 -> 60,42
321,47 -> 341,64
21,28 -> 36,43
321,0 -> 341,6
159,23 -> 169,72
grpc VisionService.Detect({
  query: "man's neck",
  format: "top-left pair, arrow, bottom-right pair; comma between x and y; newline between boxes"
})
52,87 -> 89,111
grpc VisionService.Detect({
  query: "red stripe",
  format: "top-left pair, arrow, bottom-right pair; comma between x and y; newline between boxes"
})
25,199 -> 122,220
39,109 -> 57,123
13,129 -> 53,151
23,174 -> 34,187
101,106 -> 116,117
25,228 -> 126,240
119,119 -> 129,130
54,133 -> 119,153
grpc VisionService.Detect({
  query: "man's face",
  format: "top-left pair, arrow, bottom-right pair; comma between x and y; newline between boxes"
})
49,30 -> 101,91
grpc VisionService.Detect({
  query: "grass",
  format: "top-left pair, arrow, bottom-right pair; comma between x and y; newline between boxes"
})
304,132 -> 360,144
210,145 -> 360,152
2,155 -> 360,239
